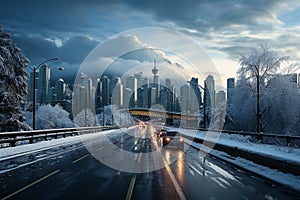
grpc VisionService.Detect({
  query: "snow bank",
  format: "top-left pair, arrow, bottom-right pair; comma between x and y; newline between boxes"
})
180,128 -> 300,164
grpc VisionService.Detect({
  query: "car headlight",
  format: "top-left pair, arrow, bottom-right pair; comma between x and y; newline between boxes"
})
166,137 -> 171,142
180,138 -> 184,142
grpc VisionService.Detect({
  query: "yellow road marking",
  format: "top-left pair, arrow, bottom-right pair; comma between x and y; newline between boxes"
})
2,169 -> 60,200
125,175 -> 136,200
72,154 -> 90,164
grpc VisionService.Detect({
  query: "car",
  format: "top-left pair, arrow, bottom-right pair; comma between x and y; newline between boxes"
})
162,130 -> 184,150
156,127 -> 167,137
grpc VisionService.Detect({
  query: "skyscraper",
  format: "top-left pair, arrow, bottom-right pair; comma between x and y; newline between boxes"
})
123,87 -> 133,108
134,72 -> 143,88
55,78 -> 66,101
216,91 -> 226,105
180,83 -> 190,113
111,80 -> 123,108
189,77 -> 202,114
95,80 -> 102,113
125,75 -> 137,107
149,87 -> 157,107
204,75 -> 216,109
38,64 -> 50,104
101,76 -> 110,106
160,79 -> 174,111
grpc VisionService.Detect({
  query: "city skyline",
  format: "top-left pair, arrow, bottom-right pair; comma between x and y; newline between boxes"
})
30,61 -> 300,118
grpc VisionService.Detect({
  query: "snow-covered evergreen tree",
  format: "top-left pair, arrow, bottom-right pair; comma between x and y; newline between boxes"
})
0,25 -> 30,132
25,104 -> 75,129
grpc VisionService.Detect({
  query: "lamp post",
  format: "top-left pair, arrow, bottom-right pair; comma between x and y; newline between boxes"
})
187,81 -> 206,129
28,57 -> 60,130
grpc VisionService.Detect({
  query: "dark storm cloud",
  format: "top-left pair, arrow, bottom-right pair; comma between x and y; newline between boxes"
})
0,0 -> 111,36
1,0 -> 284,36
124,0 -> 284,32
13,34 -> 98,65
1,0 -> 298,69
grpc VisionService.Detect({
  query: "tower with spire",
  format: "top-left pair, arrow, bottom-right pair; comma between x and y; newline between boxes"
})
151,59 -> 159,104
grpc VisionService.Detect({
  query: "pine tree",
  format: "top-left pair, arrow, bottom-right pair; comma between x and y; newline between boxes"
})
0,25 -> 31,131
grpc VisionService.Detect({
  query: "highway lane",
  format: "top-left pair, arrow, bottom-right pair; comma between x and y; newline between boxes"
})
0,125 -> 299,200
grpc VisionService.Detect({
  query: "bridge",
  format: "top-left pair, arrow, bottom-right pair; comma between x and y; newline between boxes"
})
128,108 -> 199,126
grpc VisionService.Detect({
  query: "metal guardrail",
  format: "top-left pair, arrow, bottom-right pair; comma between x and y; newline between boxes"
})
197,128 -> 300,147
0,126 -> 121,147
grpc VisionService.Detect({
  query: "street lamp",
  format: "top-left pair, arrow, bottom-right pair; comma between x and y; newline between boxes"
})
27,57 -> 60,130
187,81 -> 207,129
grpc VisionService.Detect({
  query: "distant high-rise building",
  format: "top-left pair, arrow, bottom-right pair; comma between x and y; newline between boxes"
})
135,76 -> 149,108
95,80 -> 102,113
160,79 -> 174,112
189,77 -> 202,114
227,78 -> 235,89
137,87 -> 146,108
165,78 -> 171,88
38,64 -> 50,104
72,84 -> 86,115
149,87 -> 157,107
141,77 -> 149,89
111,81 -> 123,108
134,72 -> 143,88
204,75 -> 216,109
123,88 -> 133,108
125,75 -> 137,107
101,76 -> 110,106
80,75 -> 94,110
55,78 -> 66,101
216,91 -> 226,105
180,84 -> 190,113
227,78 -> 235,105
48,87 -> 56,103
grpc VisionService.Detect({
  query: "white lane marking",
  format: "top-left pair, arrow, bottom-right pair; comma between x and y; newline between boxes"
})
162,158 -> 187,200
188,164 -> 202,175
2,169 -> 60,200
72,154 -> 90,164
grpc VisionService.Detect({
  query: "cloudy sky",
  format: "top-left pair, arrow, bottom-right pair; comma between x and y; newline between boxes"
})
1,0 -> 300,89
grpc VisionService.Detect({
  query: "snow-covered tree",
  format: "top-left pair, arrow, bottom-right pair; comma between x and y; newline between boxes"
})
262,76 -> 300,134
74,108 -> 96,127
238,45 -> 288,132
0,25 -> 30,131
96,105 -> 134,126
25,104 -> 74,129
227,45 -> 300,135
209,101 -> 227,130
226,77 -> 258,132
